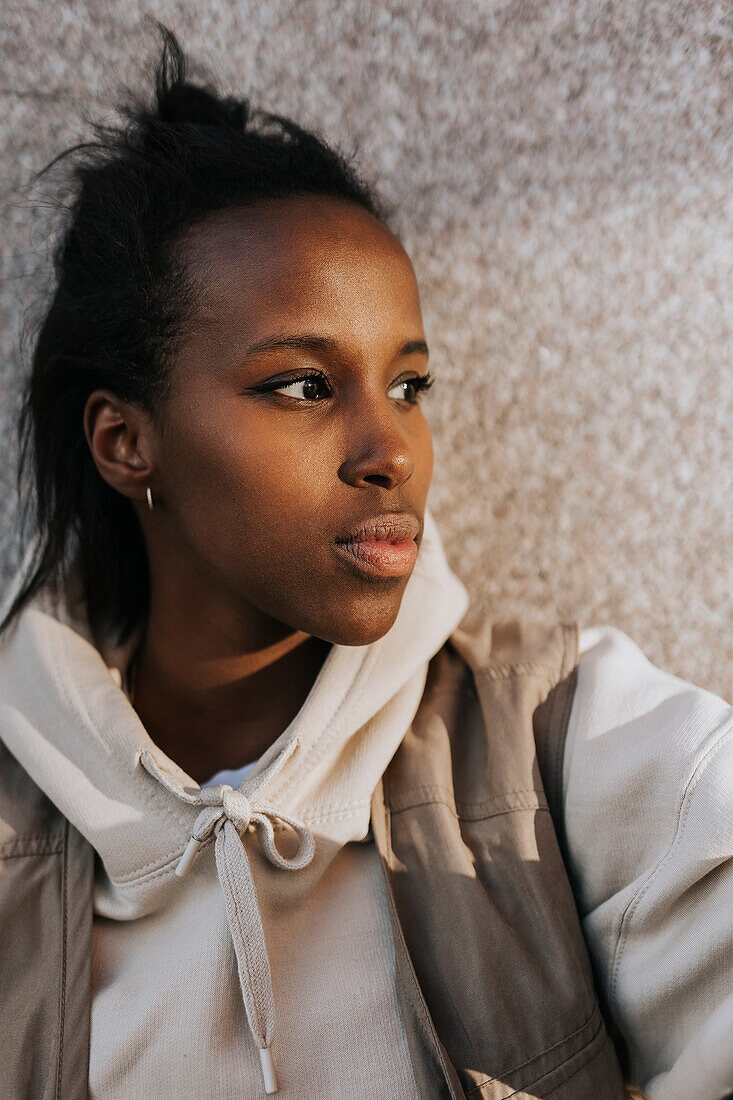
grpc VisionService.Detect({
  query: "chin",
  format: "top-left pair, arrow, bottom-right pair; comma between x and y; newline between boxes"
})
316,595 -> 403,647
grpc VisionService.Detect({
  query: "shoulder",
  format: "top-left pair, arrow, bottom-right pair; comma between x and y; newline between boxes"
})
571,623 -> 731,787
574,623 -> 730,723
569,625 -> 730,812
563,623 -> 732,905
559,624 -> 733,1093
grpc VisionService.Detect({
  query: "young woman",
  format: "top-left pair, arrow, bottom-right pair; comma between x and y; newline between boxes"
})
0,25 -> 730,1100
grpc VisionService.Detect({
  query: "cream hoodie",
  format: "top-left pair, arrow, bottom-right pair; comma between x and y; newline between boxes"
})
0,505 -> 469,1098
0,507 -> 730,1099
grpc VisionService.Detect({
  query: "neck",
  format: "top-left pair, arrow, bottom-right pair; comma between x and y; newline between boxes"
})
127,555 -> 332,785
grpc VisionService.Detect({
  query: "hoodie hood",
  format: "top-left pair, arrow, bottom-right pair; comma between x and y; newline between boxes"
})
0,503 -> 469,1094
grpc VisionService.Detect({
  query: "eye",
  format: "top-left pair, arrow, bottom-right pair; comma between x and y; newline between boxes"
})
269,373 -> 330,401
388,371 -> 435,405
253,368 -> 434,404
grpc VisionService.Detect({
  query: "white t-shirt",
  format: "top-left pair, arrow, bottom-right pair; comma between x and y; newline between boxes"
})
201,761 -> 256,788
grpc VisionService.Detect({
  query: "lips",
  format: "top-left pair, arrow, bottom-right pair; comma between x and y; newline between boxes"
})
335,513 -> 421,545
333,512 -> 421,578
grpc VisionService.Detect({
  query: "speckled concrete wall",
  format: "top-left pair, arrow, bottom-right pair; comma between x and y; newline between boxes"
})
1,2 -> 731,700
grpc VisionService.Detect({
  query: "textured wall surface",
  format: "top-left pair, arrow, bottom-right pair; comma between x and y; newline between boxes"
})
1,2 -> 731,700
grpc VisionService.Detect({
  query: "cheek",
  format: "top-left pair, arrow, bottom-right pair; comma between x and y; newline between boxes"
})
421,426 -> 434,480
161,400 -> 332,558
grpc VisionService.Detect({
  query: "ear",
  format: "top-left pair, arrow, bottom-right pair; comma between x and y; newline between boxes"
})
83,389 -> 155,506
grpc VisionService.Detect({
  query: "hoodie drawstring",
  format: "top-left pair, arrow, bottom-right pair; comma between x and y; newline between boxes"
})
139,744 -> 315,1096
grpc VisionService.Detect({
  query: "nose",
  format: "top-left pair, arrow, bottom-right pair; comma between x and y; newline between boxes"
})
337,395 -> 415,491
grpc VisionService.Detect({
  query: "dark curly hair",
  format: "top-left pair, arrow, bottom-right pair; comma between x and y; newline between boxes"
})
2,22 -> 388,646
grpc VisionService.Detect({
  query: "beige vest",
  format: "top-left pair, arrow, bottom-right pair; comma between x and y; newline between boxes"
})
0,615 -> 627,1098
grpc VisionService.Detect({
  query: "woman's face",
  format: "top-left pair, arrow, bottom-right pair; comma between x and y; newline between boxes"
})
145,194 -> 434,646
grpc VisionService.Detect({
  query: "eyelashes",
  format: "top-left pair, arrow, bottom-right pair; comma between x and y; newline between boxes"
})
399,370 -> 434,402
254,369 -> 435,405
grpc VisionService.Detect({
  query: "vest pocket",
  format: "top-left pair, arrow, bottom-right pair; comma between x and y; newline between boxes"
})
387,797 -> 625,1098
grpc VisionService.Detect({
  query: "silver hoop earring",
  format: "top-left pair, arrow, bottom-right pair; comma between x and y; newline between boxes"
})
146,486 -> 154,511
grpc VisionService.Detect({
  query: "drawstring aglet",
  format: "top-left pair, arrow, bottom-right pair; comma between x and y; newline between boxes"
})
259,1046 -> 278,1094
176,834 -> 202,877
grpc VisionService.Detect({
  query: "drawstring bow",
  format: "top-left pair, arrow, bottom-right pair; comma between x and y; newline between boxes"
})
139,740 -> 314,1095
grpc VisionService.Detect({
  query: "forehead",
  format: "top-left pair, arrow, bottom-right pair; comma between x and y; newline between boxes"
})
175,195 -> 423,346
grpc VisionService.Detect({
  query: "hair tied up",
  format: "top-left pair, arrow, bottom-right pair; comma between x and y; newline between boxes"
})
152,21 -> 250,131
3,21 -> 386,646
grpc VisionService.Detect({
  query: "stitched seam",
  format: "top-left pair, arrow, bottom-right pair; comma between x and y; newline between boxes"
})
0,832 -> 66,845
292,787 -> 534,822
304,803 -> 371,824
282,784 -> 548,826
1,845 -> 65,860
390,797 -> 549,821
609,717 -> 733,1001
1,836 -> 65,857
381,776 -> 459,1096
107,834 -> 216,887
477,662 -> 561,682
110,859 -> 183,887
389,785 -> 546,811
539,1030 -> 613,1098
463,1002 -> 599,1092
383,772 -> 432,1031
55,819 -> 69,1099
288,796 -> 375,818
111,845 -> 195,882
504,1009 -> 607,1099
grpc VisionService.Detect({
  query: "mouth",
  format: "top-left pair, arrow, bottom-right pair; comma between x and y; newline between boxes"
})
333,512 -> 421,578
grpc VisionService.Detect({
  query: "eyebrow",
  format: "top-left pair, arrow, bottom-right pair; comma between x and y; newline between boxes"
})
242,333 -> 429,362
